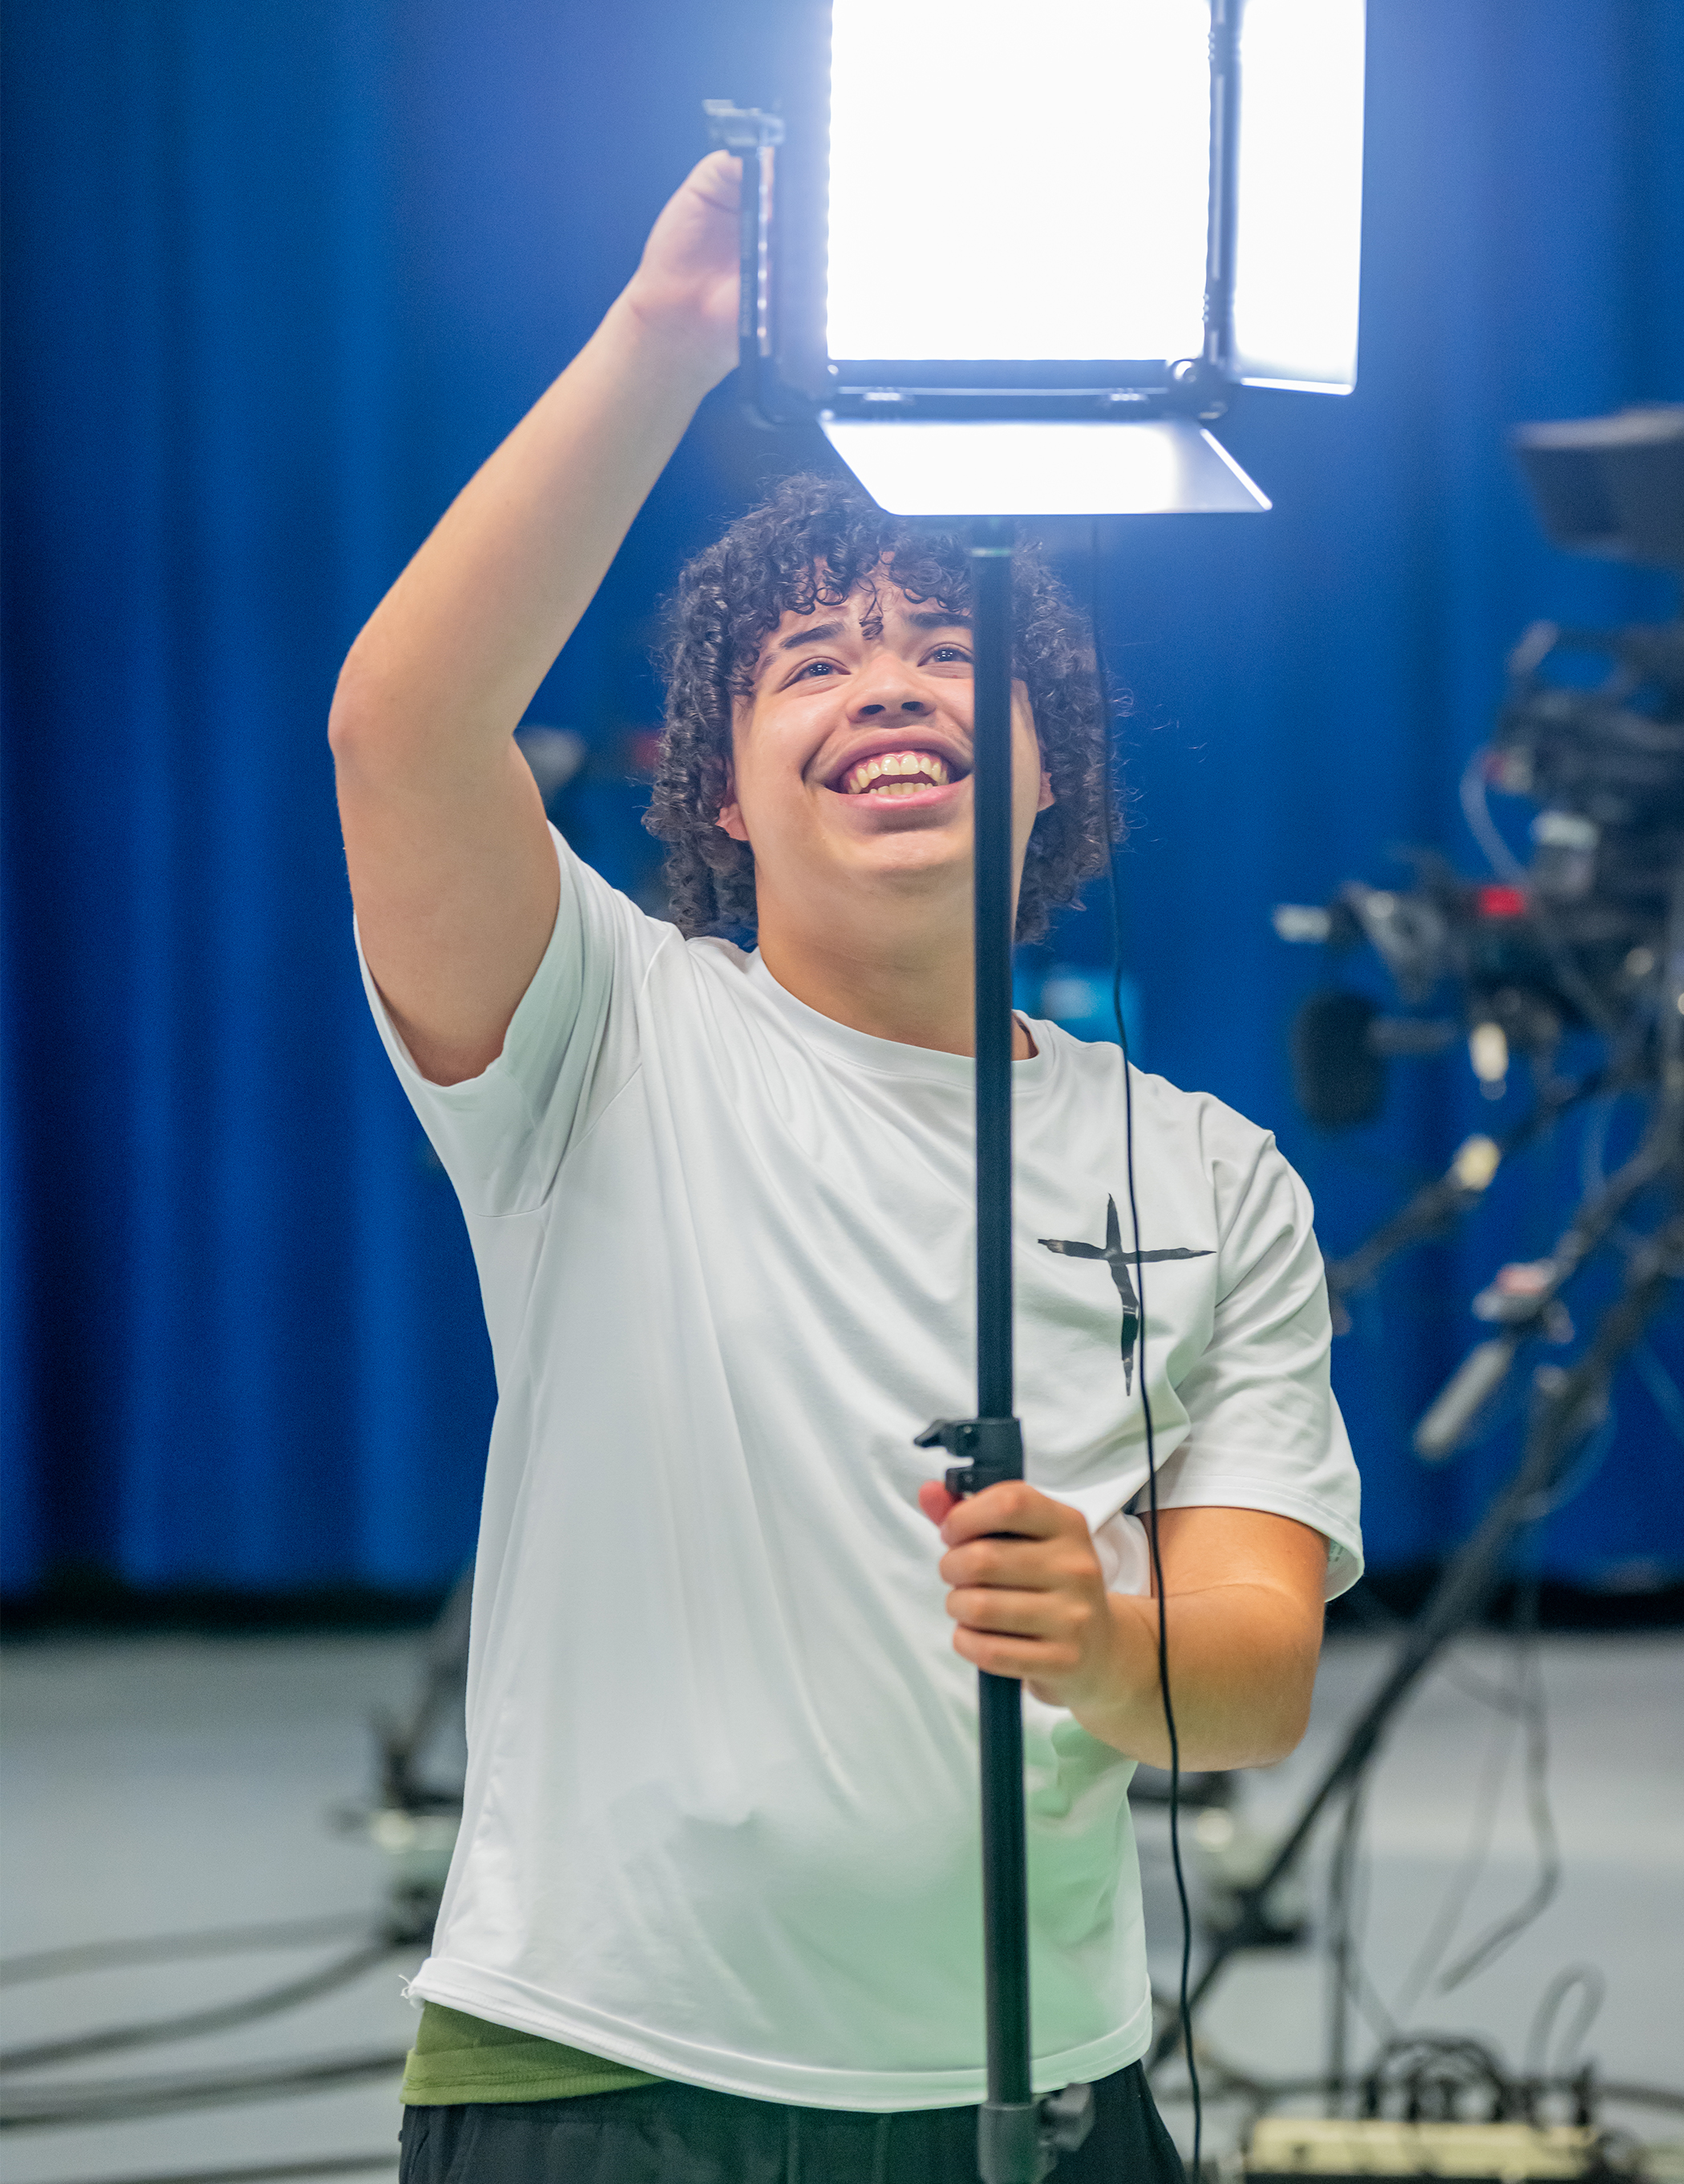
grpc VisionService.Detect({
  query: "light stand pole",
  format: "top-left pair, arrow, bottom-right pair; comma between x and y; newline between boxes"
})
917,522 -> 1094,2184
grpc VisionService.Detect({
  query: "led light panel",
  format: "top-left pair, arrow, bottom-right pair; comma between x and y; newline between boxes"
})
826,0 -> 1212,362
820,419 -> 1271,516
1232,0 -> 1366,390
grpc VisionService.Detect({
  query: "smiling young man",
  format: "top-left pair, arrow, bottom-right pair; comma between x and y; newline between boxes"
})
332,152 -> 1362,2184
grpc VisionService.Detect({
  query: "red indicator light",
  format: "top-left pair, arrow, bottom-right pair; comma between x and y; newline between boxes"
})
1475,885 -> 1528,919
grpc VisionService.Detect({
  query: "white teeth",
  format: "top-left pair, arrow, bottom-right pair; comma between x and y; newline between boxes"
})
839,749 -> 954,796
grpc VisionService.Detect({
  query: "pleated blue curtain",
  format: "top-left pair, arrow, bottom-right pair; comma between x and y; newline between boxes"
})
2,0 -> 1681,1595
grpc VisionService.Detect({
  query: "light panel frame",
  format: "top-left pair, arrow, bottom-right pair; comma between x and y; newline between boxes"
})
709,0 -> 1365,439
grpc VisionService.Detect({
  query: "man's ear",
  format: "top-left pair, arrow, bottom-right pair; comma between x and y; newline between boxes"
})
716,768 -> 751,843
1017,686 -> 1055,815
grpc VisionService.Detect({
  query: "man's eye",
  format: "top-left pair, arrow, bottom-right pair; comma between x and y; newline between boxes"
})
791,659 -> 840,681
928,645 -> 971,665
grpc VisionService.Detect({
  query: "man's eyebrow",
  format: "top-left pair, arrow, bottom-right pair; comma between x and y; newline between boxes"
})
755,619 -> 848,681
757,609 -> 973,679
775,619 -> 848,656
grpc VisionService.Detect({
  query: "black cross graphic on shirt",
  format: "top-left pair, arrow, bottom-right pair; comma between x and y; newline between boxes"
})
1038,1195 -> 1211,1392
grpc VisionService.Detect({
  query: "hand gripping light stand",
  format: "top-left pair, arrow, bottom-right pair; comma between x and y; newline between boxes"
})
706,13 -> 1362,2174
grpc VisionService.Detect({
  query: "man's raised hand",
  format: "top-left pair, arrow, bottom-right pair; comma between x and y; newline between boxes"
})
622,150 -> 742,392
332,148 -> 746,1086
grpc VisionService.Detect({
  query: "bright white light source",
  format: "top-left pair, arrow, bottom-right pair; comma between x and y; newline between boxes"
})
1232,0 -> 1365,390
826,0 -> 1212,362
820,419 -> 1271,516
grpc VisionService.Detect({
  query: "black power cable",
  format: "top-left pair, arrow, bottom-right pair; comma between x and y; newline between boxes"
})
49,2159 -> 396,2184
1089,528 -> 1204,2177
1524,1966 -> 1606,2082
1118,935 -> 1204,2179
1325,1776 -> 1398,2105
1438,1575 -> 1561,1991
0,2045 -> 410,2132
1389,1633 -> 1528,2024
0,1911 -> 378,1990
0,1937 -> 398,2075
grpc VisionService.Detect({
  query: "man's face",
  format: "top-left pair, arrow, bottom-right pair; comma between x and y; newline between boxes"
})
719,573 -> 1053,935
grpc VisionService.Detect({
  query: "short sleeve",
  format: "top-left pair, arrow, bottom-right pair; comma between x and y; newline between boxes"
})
1154,1131 -> 1363,1599
355,825 -> 669,1219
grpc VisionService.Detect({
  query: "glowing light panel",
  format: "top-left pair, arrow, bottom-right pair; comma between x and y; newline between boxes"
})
1232,0 -> 1366,390
820,419 -> 1271,515
826,0 -> 1212,362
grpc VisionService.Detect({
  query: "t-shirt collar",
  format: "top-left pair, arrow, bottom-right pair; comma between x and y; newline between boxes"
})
747,951 -> 1052,1091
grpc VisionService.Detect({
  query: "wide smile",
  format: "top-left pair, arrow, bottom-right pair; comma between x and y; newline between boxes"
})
824,744 -> 970,812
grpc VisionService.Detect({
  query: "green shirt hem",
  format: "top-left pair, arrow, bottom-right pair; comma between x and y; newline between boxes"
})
400,2000 -> 662,2106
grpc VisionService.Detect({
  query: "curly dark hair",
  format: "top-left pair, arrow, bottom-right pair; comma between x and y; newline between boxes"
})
645,472 -> 1117,943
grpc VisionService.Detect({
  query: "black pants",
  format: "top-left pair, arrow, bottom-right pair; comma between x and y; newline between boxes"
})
398,2061 -> 1184,2183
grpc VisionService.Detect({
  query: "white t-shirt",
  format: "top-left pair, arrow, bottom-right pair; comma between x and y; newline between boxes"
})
360,826 -> 1361,2112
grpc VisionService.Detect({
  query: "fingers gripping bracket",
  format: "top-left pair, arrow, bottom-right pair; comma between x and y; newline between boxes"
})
700,99 -> 803,427
701,99 -> 784,153
914,1417 -> 1025,1499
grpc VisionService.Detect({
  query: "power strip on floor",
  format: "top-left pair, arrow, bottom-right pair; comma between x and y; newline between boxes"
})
1243,2117 -> 1598,2182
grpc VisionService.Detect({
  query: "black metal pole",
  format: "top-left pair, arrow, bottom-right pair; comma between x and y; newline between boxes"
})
913,525 -> 1091,2176
972,522 -> 1016,1427
969,522 -> 1038,2182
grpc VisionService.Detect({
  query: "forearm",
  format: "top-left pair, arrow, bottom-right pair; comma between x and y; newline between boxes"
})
324,152 -> 739,1083
330,294 -> 717,776
1072,1580 -> 1322,1771
928,1484 -> 1329,1773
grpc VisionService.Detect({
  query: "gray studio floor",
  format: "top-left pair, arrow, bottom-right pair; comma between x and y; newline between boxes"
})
2,1624 -> 1680,2182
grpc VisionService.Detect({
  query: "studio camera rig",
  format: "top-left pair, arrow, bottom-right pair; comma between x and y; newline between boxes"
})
1145,406 -> 1684,2072
1275,404 -> 1684,1456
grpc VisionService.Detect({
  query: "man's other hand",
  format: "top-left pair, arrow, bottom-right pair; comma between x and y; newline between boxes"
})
917,1478 -> 1132,1717
917,1482 -> 1327,1770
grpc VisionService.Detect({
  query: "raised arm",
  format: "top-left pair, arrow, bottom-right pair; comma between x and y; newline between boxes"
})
329,152 -> 740,1085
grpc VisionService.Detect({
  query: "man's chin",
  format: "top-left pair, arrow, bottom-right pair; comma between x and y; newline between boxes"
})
755,832 -> 970,924
842,832 -> 972,892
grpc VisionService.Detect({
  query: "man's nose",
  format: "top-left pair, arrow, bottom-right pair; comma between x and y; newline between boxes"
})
848,661 -> 929,721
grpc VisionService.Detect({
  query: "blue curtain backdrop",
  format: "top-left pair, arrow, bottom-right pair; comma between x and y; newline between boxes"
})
3,1 -> 1682,1598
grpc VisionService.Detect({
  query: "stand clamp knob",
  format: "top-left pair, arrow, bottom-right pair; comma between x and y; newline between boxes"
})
977,2084 -> 1095,2182
914,1416 -> 1024,1499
